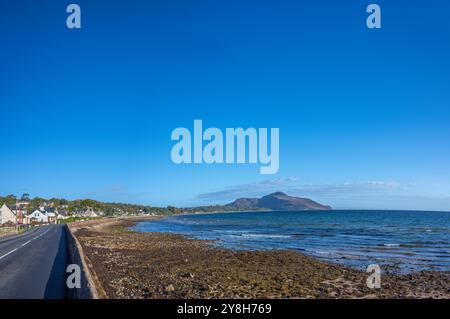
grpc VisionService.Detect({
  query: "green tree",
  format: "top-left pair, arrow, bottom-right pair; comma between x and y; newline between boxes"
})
5,194 -> 17,206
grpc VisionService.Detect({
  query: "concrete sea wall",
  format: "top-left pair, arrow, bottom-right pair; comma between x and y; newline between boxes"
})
65,224 -> 100,299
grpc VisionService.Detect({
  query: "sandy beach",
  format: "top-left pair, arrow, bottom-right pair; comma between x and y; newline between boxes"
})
69,218 -> 450,299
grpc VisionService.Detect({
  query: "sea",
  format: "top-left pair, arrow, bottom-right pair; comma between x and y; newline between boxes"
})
131,210 -> 450,273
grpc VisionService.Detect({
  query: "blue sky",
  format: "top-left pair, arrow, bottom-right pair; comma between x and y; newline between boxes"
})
1,0 -> 449,210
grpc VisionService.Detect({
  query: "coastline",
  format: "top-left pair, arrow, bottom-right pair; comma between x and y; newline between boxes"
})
70,217 -> 450,299
182,208 -> 450,215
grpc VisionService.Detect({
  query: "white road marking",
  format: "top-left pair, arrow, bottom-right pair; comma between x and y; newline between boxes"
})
0,227 -> 53,261
0,248 -> 18,260
21,240 -> 31,247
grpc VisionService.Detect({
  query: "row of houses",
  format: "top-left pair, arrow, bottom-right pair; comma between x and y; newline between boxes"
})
0,202 -> 99,226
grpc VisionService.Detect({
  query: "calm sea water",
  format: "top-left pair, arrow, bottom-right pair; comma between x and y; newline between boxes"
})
132,210 -> 450,273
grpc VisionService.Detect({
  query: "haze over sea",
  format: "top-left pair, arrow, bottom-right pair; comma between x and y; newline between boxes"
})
133,210 -> 450,273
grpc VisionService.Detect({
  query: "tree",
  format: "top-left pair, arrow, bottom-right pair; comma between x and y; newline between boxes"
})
21,193 -> 30,201
5,194 -> 17,205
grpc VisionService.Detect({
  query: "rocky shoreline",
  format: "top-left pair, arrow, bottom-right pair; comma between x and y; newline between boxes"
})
70,218 -> 450,299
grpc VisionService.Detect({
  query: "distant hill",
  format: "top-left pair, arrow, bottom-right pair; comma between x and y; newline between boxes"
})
226,192 -> 332,211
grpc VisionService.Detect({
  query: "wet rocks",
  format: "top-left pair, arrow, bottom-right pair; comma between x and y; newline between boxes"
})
74,218 -> 450,299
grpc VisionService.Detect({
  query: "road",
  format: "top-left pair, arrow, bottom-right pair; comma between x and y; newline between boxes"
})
0,225 -> 68,298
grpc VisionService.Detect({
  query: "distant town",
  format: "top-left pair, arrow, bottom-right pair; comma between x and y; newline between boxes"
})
1,196 -> 98,227
0,193 -> 177,227
0,193 -> 245,229
1,201 -> 96,225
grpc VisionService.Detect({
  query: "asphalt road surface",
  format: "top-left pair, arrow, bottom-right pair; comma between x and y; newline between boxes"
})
0,225 -> 68,298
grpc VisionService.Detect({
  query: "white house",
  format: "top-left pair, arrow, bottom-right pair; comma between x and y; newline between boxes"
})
57,212 -> 69,221
0,203 -> 17,225
84,208 -> 99,217
75,207 -> 99,218
27,209 -> 48,224
42,207 -> 58,224
15,201 -> 29,208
